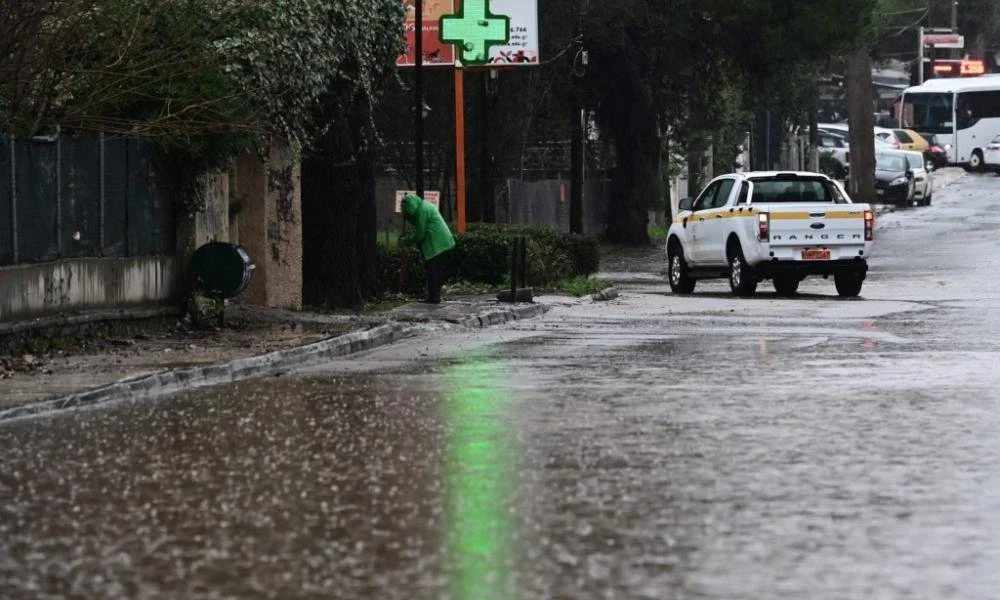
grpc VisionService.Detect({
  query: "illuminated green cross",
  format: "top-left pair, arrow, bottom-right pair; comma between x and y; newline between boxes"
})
440,0 -> 510,66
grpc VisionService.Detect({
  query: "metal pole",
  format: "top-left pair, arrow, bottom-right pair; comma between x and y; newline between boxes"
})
765,112 -> 771,170
952,1 -> 958,32
454,65 -> 466,234
10,137 -> 17,263
99,131 -> 105,250
509,238 -> 517,303
415,0 -> 424,198
56,126 -> 62,253
918,26 -> 924,85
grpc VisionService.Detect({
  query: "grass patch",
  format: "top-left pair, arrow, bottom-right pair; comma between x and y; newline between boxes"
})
539,276 -> 612,297
648,222 -> 668,243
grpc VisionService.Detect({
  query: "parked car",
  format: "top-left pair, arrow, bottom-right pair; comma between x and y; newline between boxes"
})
923,134 -> 949,170
902,150 -> 933,206
875,128 -> 930,152
819,124 -> 901,152
984,134 -> 1000,172
874,150 -> 915,206
818,131 -> 849,179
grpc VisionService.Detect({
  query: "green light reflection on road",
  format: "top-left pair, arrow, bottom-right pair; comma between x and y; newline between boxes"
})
442,357 -> 513,600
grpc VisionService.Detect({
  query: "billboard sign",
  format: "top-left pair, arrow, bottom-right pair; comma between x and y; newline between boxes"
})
397,1 -> 456,67
487,0 -> 539,65
923,33 -> 965,49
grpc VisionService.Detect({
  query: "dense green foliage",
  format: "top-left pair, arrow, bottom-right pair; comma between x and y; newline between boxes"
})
0,0 -> 403,148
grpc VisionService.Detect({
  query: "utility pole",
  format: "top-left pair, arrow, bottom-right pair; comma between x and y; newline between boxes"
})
918,26 -> 924,84
415,0 -> 424,197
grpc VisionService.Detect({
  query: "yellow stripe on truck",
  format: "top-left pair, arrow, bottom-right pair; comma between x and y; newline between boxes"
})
768,211 -> 863,220
673,209 -> 861,224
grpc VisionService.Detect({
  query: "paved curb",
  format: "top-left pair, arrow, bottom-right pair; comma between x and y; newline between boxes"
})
0,303 -> 549,423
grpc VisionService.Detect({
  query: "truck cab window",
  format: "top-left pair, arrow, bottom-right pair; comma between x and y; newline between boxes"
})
692,181 -> 721,211
736,182 -> 750,205
712,179 -> 736,208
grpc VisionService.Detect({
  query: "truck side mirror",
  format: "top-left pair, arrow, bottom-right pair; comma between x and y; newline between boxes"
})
678,197 -> 693,211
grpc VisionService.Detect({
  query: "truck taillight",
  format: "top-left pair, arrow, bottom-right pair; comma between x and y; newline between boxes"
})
758,213 -> 770,242
864,210 -> 874,241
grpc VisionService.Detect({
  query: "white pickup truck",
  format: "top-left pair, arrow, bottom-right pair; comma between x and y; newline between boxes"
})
666,171 -> 874,297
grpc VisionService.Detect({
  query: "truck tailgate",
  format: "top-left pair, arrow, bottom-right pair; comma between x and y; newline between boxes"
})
762,204 -> 868,247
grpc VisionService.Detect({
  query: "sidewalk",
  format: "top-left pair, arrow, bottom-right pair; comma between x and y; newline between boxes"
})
0,294 -> 577,421
0,243 -> 662,421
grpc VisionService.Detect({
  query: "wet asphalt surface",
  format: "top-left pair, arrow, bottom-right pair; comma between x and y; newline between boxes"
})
2,170 -> 1000,599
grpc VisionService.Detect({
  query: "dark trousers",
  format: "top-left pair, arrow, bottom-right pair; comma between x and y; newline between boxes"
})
425,250 -> 452,303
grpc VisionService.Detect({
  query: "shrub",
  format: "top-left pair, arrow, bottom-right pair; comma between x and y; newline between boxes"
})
452,230 -> 510,285
377,224 -> 602,295
376,243 -> 424,295
557,233 -> 601,276
525,237 -> 571,286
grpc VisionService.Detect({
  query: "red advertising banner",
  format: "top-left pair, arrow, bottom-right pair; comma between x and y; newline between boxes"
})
397,0 -> 456,67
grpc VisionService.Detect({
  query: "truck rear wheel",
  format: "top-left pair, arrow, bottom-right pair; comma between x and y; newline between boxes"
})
668,243 -> 696,294
834,272 -> 864,297
773,276 -> 799,297
728,246 -> 758,297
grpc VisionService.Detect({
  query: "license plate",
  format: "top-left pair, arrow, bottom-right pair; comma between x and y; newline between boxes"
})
802,249 -> 831,260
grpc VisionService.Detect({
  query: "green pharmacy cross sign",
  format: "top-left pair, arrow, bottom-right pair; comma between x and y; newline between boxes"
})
440,0 -> 510,65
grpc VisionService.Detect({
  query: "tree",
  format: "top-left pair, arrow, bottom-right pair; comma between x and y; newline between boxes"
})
1,0 -> 402,159
576,0 -> 874,244
845,0 -> 926,204
1,0 -> 405,309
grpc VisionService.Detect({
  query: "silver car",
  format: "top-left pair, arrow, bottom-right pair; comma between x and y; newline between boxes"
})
902,150 -> 933,206
985,134 -> 1000,172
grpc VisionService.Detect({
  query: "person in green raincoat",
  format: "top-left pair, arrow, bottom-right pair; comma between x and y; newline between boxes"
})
401,193 -> 456,304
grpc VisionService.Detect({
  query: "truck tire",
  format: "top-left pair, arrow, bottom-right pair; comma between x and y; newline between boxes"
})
728,245 -> 758,297
773,275 -> 799,297
834,272 -> 864,297
668,242 -> 696,294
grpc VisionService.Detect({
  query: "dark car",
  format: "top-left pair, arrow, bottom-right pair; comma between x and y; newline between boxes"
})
874,151 -> 914,206
922,134 -> 949,170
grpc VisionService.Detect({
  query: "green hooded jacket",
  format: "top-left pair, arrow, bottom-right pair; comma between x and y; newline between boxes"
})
401,194 -> 456,260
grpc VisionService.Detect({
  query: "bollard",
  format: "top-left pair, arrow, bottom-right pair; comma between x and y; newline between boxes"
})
498,236 -> 533,303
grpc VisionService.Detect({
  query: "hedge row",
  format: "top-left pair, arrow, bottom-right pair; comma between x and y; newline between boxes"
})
377,224 -> 601,295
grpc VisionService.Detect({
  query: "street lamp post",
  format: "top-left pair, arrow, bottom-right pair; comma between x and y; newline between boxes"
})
415,0 -> 424,198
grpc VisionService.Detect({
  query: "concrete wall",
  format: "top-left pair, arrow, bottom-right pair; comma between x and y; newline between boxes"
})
176,171 -> 230,265
0,139 -> 304,323
233,141 -> 302,310
0,257 -> 176,322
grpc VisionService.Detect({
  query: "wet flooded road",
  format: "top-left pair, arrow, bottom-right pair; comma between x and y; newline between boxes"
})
3,171 -> 1000,598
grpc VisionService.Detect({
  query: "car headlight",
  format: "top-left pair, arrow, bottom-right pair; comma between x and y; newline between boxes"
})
944,144 -> 953,151
890,177 -> 908,186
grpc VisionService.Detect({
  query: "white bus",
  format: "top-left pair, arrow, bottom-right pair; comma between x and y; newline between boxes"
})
900,75 -> 1000,171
